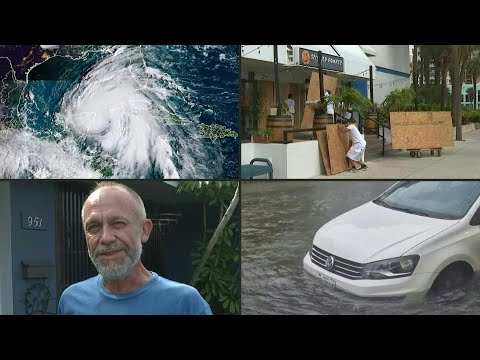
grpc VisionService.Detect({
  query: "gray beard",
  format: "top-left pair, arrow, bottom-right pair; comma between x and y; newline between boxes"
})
89,243 -> 143,281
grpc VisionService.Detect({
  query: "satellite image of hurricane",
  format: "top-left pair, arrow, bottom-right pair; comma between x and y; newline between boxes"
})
0,45 -> 239,179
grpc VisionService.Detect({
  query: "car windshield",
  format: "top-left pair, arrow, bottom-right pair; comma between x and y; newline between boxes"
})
372,181 -> 480,220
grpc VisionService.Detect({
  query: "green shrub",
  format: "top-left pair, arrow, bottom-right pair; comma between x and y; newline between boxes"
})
461,108 -> 480,124
253,128 -> 274,137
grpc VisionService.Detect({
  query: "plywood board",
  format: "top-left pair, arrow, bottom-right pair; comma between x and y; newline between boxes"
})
280,82 -> 290,104
326,124 -> 350,175
258,81 -> 274,130
290,84 -> 300,128
390,111 -> 454,149
323,75 -> 338,96
316,130 -> 331,176
301,72 -> 319,129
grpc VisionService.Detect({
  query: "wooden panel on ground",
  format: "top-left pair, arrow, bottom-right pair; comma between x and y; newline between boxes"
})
390,111 -> 454,149
326,124 -> 350,175
301,72 -> 319,129
316,130 -> 331,176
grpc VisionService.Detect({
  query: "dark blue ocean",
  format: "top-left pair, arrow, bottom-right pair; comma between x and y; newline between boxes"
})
0,45 -> 238,179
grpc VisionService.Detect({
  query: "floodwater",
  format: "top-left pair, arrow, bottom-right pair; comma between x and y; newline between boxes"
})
241,181 -> 480,315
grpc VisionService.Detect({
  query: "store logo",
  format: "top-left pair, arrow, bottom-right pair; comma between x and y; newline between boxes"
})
302,50 -> 310,66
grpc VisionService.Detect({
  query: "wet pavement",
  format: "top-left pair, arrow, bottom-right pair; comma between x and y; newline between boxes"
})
312,129 -> 480,179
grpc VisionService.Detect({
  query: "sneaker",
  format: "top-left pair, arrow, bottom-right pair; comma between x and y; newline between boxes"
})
361,164 -> 368,171
350,167 -> 358,172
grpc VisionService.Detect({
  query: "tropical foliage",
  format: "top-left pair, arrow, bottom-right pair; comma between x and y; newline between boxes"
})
327,87 -> 372,120
176,181 -> 240,315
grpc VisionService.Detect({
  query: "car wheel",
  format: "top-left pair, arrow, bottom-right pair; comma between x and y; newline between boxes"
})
430,262 -> 474,293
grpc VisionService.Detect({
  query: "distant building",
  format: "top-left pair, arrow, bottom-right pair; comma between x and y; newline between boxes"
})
361,45 -> 410,105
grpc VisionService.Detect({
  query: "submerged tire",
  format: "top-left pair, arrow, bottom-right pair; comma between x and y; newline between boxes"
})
431,262 -> 474,293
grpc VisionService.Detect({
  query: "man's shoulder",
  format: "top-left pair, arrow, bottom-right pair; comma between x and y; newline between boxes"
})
153,275 -> 200,296
61,275 -> 99,297
151,275 -> 211,314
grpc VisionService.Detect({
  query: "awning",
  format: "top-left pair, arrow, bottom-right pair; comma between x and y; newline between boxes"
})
359,45 -> 377,56
333,45 -> 376,79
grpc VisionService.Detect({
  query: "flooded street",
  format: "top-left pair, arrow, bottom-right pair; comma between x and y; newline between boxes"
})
241,181 -> 480,315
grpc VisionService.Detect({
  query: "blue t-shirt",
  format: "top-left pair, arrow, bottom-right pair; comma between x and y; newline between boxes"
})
57,272 -> 212,315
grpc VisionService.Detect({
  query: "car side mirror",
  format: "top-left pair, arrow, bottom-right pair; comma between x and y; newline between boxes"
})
469,206 -> 480,226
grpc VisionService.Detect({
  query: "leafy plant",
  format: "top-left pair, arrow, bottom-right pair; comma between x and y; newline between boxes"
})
278,100 -> 290,116
176,181 -> 240,315
247,87 -> 265,130
377,87 -> 449,125
253,128 -> 274,137
327,87 -> 372,120
462,108 -> 480,124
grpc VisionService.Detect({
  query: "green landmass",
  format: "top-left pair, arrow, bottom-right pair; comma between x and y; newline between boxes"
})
197,123 -> 238,142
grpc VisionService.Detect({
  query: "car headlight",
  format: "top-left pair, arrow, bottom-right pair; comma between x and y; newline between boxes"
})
362,255 -> 420,279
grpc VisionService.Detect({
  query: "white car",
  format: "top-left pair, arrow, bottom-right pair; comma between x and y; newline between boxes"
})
303,181 -> 480,297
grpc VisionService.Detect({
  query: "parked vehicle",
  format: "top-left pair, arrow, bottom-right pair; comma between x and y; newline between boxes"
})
303,181 -> 480,297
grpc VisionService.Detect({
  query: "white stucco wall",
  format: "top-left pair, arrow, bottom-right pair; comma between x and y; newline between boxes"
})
367,45 -> 410,74
372,71 -> 411,105
365,45 -> 410,105
241,141 -> 323,179
0,182 -> 13,315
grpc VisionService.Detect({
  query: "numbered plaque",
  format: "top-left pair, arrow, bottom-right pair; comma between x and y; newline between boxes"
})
21,213 -> 47,230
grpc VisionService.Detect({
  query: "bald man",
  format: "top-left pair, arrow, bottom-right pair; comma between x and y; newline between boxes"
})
57,181 -> 212,315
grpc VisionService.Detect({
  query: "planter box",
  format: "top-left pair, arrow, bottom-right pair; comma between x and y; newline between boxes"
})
252,135 -> 272,143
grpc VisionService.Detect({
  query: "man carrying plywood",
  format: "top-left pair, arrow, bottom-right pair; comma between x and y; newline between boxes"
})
338,118 -> 368,172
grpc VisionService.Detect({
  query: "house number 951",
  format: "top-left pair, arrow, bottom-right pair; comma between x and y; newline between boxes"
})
22,213 -> 47,230
27,216 -> 43,227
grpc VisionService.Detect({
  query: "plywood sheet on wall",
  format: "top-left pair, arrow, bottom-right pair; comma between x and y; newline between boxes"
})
301,72 -> 319,129
390,112 -> 454,149
280,83 -> 290,104
301,73 -> 339,129
326,124 -> 350,175
258,81 -> 274,130
323,75 -> 338,95
316,130 -> 331,176
290,84 -> 300,128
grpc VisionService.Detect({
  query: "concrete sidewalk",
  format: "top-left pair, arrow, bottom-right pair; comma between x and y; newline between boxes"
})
312,129 -> 480,179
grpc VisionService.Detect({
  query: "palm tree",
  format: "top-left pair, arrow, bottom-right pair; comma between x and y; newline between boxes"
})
451,45 -> 462,141
467,88 -> 474,106
421,45 -> 433,86
467,54 -> 480,109
440,46 -> 451,110
430,45 -> 444,86
413,45 -> 418,110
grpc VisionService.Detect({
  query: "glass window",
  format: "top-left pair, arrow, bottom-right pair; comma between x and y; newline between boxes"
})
373,181 -> 480,220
